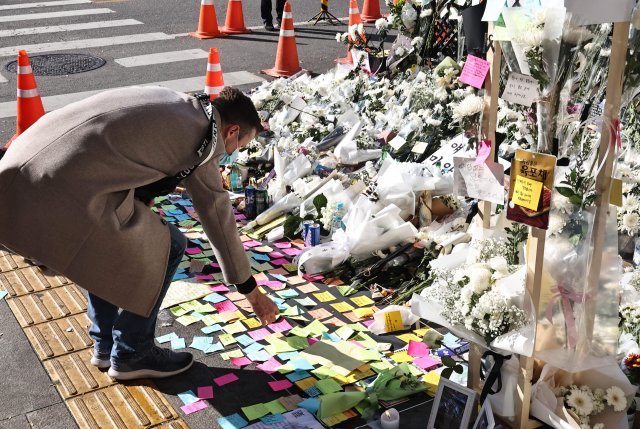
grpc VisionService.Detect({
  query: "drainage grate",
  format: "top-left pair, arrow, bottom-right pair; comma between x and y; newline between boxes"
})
5,53 -> 106,76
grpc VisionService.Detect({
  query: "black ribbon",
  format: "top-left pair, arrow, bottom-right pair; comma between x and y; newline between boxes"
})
479,351 -> 511,404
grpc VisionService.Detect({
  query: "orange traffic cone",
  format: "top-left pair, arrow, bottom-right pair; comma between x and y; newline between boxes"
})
361,0 -> 382,22
3,50 -> 45,151
189,0 -> 224,39
261,2 -> 305,77
204,48 -> 225,99
337,0 -> 363,64
220,0 -> 250,35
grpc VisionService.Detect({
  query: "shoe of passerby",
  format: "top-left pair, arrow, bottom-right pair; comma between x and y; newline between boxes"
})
89,348 -> 111,369
264,22 -> 276,31
107,346 -> 194,380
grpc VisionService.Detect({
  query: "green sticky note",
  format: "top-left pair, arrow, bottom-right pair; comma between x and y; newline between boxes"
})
242,403 -> 269,421
311,366 -> 339,379
290,326 -> 310,337
170,305 -> 188,317
201,314 -> 221,326
370,360 -> 394,372
264,399 -> 287,415
286,336 -> 309,350
316,378 -> 342,395
335,326 -> 355,340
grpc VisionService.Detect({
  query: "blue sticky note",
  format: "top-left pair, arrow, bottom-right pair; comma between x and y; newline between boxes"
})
171,338 -> 186,350
322,332 -> 341,343
235,334 -> 255,347
247,350 -> 271,362
277,351 -> 300,361
297,398 -> 320,414
190,336 -> 213,351
260,414 -> 285,424
250,252 -> 271,262
243,342 -> 265,354
218,413 -> 248,429
204,342 -> 224,353
190,312 -> 206,321
270,297 -> 285,305
304,386 -> 322,397
156,332 -> 179,344
175,214 -> 191,221
173,273 -> 189,280
201,324 -> 222,334
0,291 -> 7,300
271,274 -> 288,282
175,199 -> 193,206
290,359 -> 314,371
442,333 -> 460,347
203,293 -> 227,304
286,370 -> 311,382
178,390 -> 199,405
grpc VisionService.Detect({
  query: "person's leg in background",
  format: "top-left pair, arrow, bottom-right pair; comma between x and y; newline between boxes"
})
104,223 -> 191,380
261,0 -> 276,31
274,0 -> 286,28
87,293 -> 118,368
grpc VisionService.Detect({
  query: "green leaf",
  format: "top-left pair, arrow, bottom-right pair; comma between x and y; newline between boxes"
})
555,186 -> 577,200
441,368 -> 453,379
283,215 -> 302,240
441,356 -> 456,368
453,365 -> 464,374
313,194 -> 328,215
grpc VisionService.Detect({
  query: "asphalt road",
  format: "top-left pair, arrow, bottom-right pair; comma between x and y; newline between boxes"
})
0,0 -> 390,144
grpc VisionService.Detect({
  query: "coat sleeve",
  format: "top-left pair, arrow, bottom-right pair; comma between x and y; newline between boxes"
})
182,154 -> 252,285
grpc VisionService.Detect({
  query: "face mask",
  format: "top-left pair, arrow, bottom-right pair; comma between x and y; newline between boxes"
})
220,130 -> 240,166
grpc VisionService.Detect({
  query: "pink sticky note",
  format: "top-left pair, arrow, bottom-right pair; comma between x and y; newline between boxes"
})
231,356 -> 252,367
282,248 -> 303,256
308,337 -> 319,345
214,300 -> 238,313
459,54 -> 491,89
349,340 -> 366,349
268,318 -> 293,333
268,379 -> 293,392
268,251 -> 285,258
407,341 -> 429,358
271,258 -> 289,266
186,247 -> 203,255
414,356 -> 440,370
243,240 -> 262,248
265,281 -> 285,290
475,139 -> 492,165
210,262 -> 220,268
196,275 -> 214,281
274,242 -> 292,249
197,386 -> 214,399
181,400 -> 208,415
209,284 -> 230,293
214,373 -> 239,386
257,357 -> 281,374
303,274 -> 324,282
362,319 -> 375,328
248,328 -> 271,341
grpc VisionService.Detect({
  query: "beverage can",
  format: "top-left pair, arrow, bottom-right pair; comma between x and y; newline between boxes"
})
309,223 -> 321,247
244,181 -> 257,220
302,220 -> 314,244
255,188 -> 269,216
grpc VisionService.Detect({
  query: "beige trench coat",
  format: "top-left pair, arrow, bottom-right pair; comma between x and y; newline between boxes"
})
0,86 -> 251,317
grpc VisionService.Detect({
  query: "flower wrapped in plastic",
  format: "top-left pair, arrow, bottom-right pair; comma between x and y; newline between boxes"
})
316,363 -> 426,420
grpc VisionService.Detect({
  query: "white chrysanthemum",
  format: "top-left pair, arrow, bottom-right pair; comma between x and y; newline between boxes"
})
395,47 -> 406,57
563,26 -> 594,45
566,389 -> 594,416
401,3 -> 418,30
547,213 -> 566,236
606,386 -> 627,412
488,256 -> 509,276
467,266 -> 492,293
600,48 -> 611,57
623,212 -> 640,230
552,193 -> 575,214
516,29 -> 544,48
411,36 -> 424,47
452,95 -> 485,121
375,18 -> 388,30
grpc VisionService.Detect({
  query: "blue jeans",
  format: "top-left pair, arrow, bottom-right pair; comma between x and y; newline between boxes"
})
87,223 -> 186,361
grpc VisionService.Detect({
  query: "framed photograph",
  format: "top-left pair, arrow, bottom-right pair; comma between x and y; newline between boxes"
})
427,377 -> 477,429
472,400 -> 496,429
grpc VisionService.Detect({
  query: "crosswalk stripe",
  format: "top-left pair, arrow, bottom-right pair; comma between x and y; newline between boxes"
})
0,72 -> 265,118
0,33 -> 175,57
115,49 -> 209,68
0,8 -> 114,22
0,0 -> 91,11
0,74 -> 7,84
0,19 -> 143,38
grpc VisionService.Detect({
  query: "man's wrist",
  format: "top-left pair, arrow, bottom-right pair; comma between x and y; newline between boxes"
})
235,275 -> 257,295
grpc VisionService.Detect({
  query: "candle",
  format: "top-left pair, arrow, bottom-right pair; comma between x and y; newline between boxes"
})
380,408 -> 400,429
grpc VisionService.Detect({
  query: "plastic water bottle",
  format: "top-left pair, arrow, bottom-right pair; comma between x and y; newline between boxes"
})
230,164 -> 243,193
330,202 -> 346,233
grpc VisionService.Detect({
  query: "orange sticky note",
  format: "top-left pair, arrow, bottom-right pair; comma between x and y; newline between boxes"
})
383,310 -> 404,333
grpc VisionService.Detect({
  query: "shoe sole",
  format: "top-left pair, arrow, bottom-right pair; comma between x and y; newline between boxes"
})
90,357 -> 111,369
107,358 -> 194,381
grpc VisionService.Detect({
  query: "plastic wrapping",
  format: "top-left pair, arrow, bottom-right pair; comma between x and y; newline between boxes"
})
369,306 -> 420,335
282,154 -> 312,186
333,121 -> 382,165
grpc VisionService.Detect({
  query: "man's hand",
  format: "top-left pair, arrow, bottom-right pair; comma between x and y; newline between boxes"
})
245,288 -> 279,325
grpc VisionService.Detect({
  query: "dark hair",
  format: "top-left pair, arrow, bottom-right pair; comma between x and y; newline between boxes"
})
211,87 -> 263,138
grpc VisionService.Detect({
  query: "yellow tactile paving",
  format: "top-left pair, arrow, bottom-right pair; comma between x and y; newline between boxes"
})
0,266 -> 72,297
67,382 -> 180,429
44,348 -> 117,399
24,313 -> 93,360
0,247 -> 187,429
7,283 -> 87,327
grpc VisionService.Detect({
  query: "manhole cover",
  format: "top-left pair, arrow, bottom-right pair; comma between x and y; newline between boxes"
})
5,53 -> 106,76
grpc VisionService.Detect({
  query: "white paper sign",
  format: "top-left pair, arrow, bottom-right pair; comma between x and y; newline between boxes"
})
454,157 -> 505,204
565,0 -> 634,25
423,134 -> 472,173
389,135 -> 406,151
482,0 -> 505,21
501,72 -> 540,106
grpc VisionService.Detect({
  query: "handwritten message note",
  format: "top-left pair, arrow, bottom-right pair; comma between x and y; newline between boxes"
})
512,175 -> 543,211
502,72 -> 540,106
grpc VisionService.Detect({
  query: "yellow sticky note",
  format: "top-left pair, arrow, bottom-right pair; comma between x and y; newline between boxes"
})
412,142 -> 429,154
175,315 -> 199,326
350,295 -> 374,307
243,317 -> 262,329
383,310 -> 404,333
512,175 -> 543,211
353,307 -> 375,319
396,333 -> 422,343
610,178 -> 623,207
423,371 -> 441,396
201,314 -> 221,326
221,349 -> 244,360
218,334 -> 236,346
390,351 -> 413,363
331,302 -> 355,312
313,291 -> 336,303
295,377 -> 318,390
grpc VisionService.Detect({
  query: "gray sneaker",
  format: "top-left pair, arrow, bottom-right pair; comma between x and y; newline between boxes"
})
90,349 -> 111,369
107,346 -> 194,381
